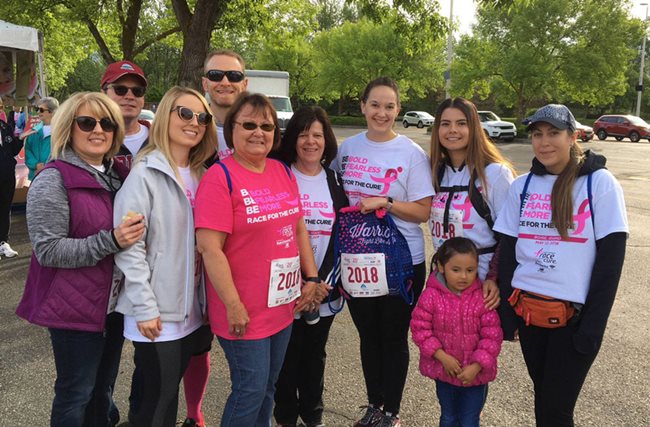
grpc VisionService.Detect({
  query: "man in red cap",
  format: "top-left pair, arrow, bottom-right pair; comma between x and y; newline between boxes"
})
101,60 -> 150,169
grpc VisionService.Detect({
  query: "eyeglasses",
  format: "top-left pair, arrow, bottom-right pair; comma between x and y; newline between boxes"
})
234,121 -> 275,132
38,107 -> 50,113
106,84 -> 146,98
171,106 -> 212,126
74,116 -> 118,133
205,69 -> 245,83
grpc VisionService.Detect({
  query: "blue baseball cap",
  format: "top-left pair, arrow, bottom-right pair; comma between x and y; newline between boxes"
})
523,104 -> 576,132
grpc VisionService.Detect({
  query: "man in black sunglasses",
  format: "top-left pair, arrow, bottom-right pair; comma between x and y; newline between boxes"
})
101,60 -> 150,169
202,49 -> 248,160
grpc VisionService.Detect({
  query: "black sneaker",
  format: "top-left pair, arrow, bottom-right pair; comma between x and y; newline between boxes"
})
181,418 -> 203,427
353,405 -> 383,427
375,414 -> 400,427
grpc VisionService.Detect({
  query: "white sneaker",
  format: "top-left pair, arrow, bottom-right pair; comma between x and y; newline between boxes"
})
0,241 -> 18,258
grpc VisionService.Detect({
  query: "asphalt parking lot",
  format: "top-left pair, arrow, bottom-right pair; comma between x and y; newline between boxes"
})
1,127 -> 649,426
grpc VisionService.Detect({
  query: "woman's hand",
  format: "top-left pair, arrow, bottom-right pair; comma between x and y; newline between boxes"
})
457,363 -> 482,385
482,279 -> 500,310
19,129 -> 36,140
359,197 -> 388,214
226,300 -> 249,338
295,280 -> 332,313
113,214 -> 145,249
137,317 -> 162,341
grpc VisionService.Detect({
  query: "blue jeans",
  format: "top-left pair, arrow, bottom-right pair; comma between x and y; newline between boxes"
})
218,324 -> 292,427
49,313 -> 124,427
435,380 -> 487,427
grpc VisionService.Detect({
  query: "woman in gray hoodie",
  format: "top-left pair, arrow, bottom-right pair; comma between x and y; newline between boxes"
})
113,86 -> 217,427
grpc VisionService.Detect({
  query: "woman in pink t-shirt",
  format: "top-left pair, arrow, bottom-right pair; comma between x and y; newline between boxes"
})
194,93 -> 329,427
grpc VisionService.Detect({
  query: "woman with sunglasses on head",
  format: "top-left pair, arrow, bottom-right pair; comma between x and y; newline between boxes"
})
494,105 -> 628,427
194,93 -> 328,426
112,86 -> 217,427
16,92 -> 145,426
22,97 -> 59,181
272,106 -> 348,427
329,77 -> 434,427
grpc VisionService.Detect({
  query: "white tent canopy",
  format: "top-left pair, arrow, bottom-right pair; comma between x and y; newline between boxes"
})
0,20 -> 40,52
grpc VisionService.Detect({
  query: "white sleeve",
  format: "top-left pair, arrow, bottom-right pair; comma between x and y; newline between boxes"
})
591,170 -> 628,239
405,154 -> 434,202
485,163 -> 515,222
493,175 -> 525,237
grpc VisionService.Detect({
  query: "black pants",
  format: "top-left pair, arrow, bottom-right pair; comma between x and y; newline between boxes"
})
130,325 -> 213,427
0,172 -> 15,242
347,262 -> 425,415
274,315 -> 336,425
518,320 -> 599,427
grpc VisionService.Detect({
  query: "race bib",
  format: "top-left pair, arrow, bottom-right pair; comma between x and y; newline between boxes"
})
341,253 -> 389,297
107,269 -> 123,314
268,256 -> 302,308
431,208 -> 464,250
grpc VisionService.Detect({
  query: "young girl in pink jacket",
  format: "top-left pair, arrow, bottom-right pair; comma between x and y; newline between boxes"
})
411,237 -> 503,426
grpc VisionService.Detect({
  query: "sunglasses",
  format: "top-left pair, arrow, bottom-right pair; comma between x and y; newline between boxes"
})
171,106 -> 212,126
74,116 -> 118,133
38,107 -> 50,113
106,84 -> 146,98
235,121 -> 275,132
205,69 -> 245,83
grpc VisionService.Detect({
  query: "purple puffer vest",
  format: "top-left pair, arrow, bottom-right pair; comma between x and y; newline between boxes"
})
16,160 -> 127,332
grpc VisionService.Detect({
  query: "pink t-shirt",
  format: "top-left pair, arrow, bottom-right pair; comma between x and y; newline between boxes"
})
195,156 -> 303,339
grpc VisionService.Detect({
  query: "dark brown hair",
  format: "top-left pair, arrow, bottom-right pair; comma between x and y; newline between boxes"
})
277,106 -> 338,166
430,97 -> 515,198
360,77 -> 401,107
433,237 -> 479,267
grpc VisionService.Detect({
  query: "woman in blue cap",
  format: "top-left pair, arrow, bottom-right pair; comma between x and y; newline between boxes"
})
494,104 -> 628,426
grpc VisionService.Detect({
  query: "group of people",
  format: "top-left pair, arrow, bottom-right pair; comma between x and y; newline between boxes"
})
4,47 -> 628,427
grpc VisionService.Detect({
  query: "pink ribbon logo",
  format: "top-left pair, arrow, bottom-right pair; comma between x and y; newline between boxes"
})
370,167 -> 403,195
571,198 -> 591,235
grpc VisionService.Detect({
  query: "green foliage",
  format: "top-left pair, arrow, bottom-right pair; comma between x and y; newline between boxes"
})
312,18 -> 445,110
328,115 -> 367,126
451,0 -> 642,120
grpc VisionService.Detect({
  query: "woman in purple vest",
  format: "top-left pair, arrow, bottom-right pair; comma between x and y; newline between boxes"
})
16,92 -> 146,427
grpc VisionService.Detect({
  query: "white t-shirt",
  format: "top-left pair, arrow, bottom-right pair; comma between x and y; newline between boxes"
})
429,162 -> 514,279
124,166 -> 203,342
330,132 -> 434,264
292,165 -> 343,317
123,124 -> 149,155
42,124 -> 51,139
216,124 -> 233,160
494,169 -> 628,303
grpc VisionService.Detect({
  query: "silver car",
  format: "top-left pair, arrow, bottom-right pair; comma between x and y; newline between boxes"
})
402,111 -> 435,128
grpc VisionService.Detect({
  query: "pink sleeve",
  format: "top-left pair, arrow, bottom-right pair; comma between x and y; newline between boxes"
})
470,309 -> 503,377
410,288 -> 443,358
195,166 -> 233,233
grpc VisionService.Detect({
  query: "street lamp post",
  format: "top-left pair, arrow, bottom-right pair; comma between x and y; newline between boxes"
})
636,3 -> 648,117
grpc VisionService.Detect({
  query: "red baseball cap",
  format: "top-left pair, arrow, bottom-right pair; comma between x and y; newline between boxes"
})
101,60 -> 147,87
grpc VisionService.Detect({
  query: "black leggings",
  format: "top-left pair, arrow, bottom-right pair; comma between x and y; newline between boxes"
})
348,262 -> 426,415
131,325 -> 213,427
518,320 -> 599,427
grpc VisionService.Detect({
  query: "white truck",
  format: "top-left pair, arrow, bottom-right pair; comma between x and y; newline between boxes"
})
477,111 -> 517,142
246,70 -> 293,132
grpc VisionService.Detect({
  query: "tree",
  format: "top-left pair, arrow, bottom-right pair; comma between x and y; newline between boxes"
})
312,18 -> 445,114
451,0 -> 642,121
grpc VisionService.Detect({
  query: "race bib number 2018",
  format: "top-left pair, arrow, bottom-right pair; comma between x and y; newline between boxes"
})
341,253 -> 388,298
268,256 -> 302,308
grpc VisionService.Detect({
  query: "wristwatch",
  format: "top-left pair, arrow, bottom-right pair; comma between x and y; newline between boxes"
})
386,196 -> 394,212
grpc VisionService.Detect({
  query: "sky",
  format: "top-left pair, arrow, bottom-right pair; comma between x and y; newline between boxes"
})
438,0 -> 650,36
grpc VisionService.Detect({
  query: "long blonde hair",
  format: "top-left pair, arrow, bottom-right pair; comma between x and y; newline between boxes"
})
50,92 -> 125,162
138,86 -> 217,179
430,97 -> 515,197
549,134 -> 584,239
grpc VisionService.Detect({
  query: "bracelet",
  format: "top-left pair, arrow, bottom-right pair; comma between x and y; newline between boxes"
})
304,276 -> 321,284
386,196 -> 394,212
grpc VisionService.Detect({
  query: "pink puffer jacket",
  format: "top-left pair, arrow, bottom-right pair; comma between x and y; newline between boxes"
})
410,272 -> 503,387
